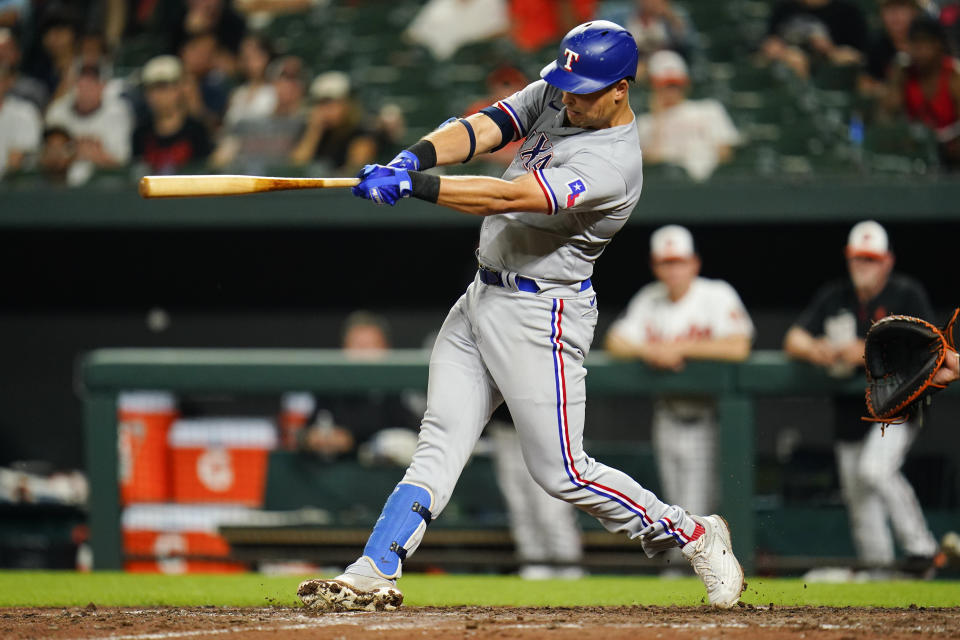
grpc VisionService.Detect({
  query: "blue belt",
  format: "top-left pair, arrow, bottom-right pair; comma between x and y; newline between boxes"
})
478,266 -> 591,293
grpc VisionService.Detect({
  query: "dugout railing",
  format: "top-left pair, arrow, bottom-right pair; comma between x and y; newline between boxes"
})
83,348 -> 939,573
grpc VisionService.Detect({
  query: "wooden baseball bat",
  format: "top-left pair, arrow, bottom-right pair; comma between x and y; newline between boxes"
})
139,175 -> 360,198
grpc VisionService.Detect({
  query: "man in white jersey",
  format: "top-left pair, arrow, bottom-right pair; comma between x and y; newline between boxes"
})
605,225 -> 753,530
636,51 -> 740,182
0,62 -> 41,177
297,21 -> 745,611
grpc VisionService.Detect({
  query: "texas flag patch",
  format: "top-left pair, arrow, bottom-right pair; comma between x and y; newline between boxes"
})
566,179 -> 586,207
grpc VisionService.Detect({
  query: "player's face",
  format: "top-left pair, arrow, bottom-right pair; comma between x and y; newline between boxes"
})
909,38 -> 942,69
145,82 -> 182,115
343,325 -> 389,357
146,82 -> 182,115
652,256 -> 700,297
239,37 -> 270,80
882,5 -> 917,39
74,73 -> 103,112
847,254 -> 893,291
561,80 -> 628,129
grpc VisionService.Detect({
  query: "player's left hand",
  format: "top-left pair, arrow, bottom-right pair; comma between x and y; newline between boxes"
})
386,150 -> 419,171
352,164 -> 412,206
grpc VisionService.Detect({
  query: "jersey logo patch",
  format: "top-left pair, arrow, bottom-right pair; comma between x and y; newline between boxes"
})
566,179 -> 586,207
563,48 -> 581,71
519,133 -> 554,171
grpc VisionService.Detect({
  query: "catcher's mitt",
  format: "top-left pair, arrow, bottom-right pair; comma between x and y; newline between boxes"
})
864,308 -> 960,426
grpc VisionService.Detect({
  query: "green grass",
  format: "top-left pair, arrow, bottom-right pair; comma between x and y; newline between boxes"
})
0,572 -> 958,608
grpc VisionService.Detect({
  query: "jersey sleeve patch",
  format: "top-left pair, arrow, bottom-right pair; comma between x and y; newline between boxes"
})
533,169 -> 559,215
565,179 -> 586,208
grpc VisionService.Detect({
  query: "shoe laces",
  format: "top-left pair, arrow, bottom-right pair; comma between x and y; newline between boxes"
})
690,550 -> 721,590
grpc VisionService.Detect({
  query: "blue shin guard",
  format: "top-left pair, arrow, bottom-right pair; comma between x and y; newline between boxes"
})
361,482 -> 434,579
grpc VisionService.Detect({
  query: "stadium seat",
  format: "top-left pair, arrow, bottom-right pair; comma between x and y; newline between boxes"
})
811,63 -> 859,93
862,121 -> 940,174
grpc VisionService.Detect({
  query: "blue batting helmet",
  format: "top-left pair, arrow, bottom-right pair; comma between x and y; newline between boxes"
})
540,21 -> 639,94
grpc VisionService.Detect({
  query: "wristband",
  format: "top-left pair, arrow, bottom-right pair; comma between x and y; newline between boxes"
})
409,171 -> 440,203
406,140 -> 437,171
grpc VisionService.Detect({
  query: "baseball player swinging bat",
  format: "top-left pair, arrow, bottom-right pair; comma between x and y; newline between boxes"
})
138,175 -> 359,198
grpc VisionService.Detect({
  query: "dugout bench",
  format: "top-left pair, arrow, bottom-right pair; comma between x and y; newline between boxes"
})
80,348 -> 942,573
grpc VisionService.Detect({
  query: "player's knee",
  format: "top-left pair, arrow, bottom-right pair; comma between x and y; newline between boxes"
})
525,468 -> 569,500
856,465 -> 886,491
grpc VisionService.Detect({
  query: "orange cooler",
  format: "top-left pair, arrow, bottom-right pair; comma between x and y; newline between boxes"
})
117,391 -> 178,504
122,504 -> 250,574
169,418 -> 277,506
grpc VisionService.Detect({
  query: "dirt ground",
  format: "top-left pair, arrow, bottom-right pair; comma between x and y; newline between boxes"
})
2,605 -> 959,640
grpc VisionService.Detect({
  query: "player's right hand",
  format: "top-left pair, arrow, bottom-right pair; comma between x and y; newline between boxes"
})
386,150 -> 420,171
352,164 -> 412,206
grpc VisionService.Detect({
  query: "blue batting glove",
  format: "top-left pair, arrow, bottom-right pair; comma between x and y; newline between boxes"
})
386,150 -> 419,171
438,116 -> 459,128
352,164 -> 412,206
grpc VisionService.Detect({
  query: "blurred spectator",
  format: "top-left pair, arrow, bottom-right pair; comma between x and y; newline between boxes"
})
132,55 -> 211,174
605,225 -> 753,530
38,125 -> 84,185
223,33 -> 275,127
938,0 -> 960,55
210,54 -> 306,172
783,220 -> 939,576
881,16 -> 960,169
77,29 -> 107,68
464,65 -> 528,166
162,0 -> 246,55
23,9 -> 80,101
0,61 -> 42,177
298,311 -> 420,461
636,50 -> 740,181
75,30 -> 126,105
405,0 -> 509,61
761,0 -> 868,78
861,0 -> 923,97
179,30 -> 230,132
509,0 -> 598,52
0,28 -> 48,109
0,0 -> 26,29
372,103 -> 406,156
290,70 -> 378,175
45,61 -> 132,175
601,0 -> 698,75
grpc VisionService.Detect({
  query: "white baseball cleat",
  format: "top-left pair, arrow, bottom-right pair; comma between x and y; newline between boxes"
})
297,573 -> 403,612
681,514 -> 746,609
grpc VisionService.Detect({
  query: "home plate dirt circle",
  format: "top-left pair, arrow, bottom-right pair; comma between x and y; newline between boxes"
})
2,605 -> 959,639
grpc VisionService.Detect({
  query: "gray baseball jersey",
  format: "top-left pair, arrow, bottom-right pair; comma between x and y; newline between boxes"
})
477,80 -> 644,284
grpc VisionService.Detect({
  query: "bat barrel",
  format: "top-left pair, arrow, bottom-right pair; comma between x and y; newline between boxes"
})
139,175 -> 359,198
